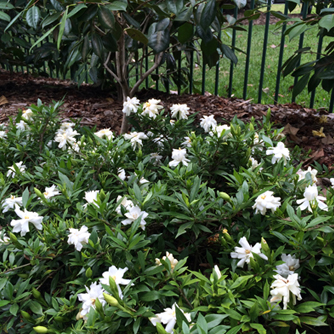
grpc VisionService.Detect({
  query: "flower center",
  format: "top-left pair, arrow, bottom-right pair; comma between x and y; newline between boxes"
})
261,195 -> 266,199
24,216 -> 30,219
11,195 -> 15,200
245,250 -> 251,254
145,102 -> 151,108
133,214 -> 138,219
90,298 -> 96,305
289,265 -> 295,271
44,192 -> 48,196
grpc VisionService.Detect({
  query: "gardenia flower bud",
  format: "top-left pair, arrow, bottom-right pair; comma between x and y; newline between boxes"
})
103,293 -> 119,307
252,191 -> 281,215
33,326 -> 49,334
266,142 -> 290,165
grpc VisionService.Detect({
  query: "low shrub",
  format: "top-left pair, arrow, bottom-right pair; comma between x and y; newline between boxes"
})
0,99 -> 333,334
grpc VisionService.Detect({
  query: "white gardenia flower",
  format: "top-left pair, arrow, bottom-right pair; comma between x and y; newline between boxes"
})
0,130 -> 7,139
270,273 -> 302,310
94,128 -> 114,140
54,127 -> 79,150
16,120 -> 30,131
118,168 -> 126,180
124,131 -> 148,150
169,148 -> 190,168
266,142 -> 290,165
0,233 -> 10,244
122,96 -> 140,116
78,282 -> 106,318
22,108 -> 33,120
252,191 -> 281,215
330,178 -> 334,188
99,266 -> 132,298
213,265 -> 222,279
181,137 -> 192,148
296,167 -> 317,184
275,254 -> 300,277
60,121 -> 75,130
150,153 -> 163,165
230,237 -> 268,268
2,195 -> 23,213
10,205 -> 43,236
121,205 -> 148,230
43,185 -> 60,199
150,303 -> 191,334
139,177 -> 149,185
249,157 -> 261,170
83,190 -> 99,208
170,104 -> 189,120
116,196 -> 134,214
7,161 -> 26,178
210,124 -> 231,138
155,252 -> 179,272
200,115 -> 217,132
68,225 -> 91,251
296,184 -> 328,212
142,99 -> 163,119
170,120 -> 175,126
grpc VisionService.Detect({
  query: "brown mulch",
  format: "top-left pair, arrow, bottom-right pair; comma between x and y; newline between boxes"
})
1,69 -> 334,170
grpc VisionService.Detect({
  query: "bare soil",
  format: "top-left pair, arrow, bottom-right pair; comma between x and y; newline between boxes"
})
1,69 -> 334,172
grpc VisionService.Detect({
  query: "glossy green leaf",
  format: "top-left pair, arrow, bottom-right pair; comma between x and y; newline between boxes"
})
0,11 -> 10,22
42,12 -> 61,28
178,22 -> 193,44
221,44 -> 238,64
292,73 -> 310,99
148,29 -> 170,54
200,0 -> 216,31
26,6 -> 40,29
57,6 -> 68,50
50,0 -> 64,11
30,25 -> 57,51
125,28 -> 148,45
106,1 -> 127,11
98,6 -> 115,29
319,14 -> 334,32
67,3 -> 87,19
167,0 -> 184,15
300,316 -> 328,327
0,2 -> 14,9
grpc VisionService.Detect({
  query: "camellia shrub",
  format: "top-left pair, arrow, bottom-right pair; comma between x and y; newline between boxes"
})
0,99 -> 334,334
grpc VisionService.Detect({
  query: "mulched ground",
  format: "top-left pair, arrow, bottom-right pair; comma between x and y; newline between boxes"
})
1,68 -> 334,171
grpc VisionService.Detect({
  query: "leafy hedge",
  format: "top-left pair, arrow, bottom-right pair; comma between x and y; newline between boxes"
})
0,99 -> 333,334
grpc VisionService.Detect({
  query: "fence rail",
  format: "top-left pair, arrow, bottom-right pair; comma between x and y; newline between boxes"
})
1,1 -> 333,112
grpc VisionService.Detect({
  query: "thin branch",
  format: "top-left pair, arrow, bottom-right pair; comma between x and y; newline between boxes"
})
104,52 -> 121,85
130,52 -> 163,97
0,263 -> 31,275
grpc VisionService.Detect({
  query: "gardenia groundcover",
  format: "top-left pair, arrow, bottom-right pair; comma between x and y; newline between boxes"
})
0,99 -> 333,334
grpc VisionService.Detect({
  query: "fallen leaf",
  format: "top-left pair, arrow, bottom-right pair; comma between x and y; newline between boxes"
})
283,123 -> 299,136
270,44 -> 277,48
322,135 -> 334,145
312,127 -> 326,138
319,115 -> 328,123
0,95 -> 8,105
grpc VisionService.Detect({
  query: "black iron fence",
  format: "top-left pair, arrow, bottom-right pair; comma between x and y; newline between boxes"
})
2,1 -> 333,112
